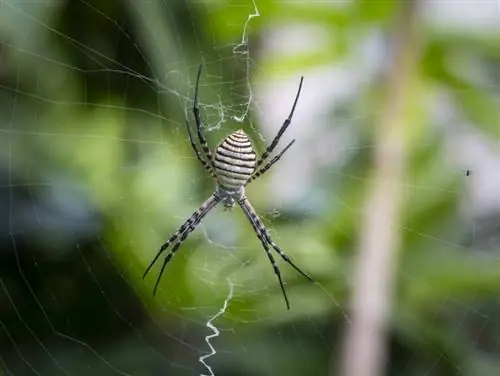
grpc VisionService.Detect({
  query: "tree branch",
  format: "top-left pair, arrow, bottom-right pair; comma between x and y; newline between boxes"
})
337,1 -> 423,376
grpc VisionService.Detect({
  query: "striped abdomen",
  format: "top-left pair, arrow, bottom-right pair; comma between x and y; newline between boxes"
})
213,129 -> 257,189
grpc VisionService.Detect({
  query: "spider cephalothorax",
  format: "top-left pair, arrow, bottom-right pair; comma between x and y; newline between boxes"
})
215,185 -> 244,209
143,65 -> 312,309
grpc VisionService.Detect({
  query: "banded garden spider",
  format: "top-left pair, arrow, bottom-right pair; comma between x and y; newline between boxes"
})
143,65 -> 313,309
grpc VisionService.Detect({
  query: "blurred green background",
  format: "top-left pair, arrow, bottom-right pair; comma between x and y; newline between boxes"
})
1,0 -> 500,375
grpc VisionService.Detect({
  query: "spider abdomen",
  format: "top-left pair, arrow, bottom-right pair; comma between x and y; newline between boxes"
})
213,129 -> 256,189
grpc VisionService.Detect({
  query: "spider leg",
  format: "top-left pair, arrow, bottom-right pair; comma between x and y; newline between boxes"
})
262,230 -> 314,282
238,197 -> 290,309
153,210 -> 207,295
142,210 -> 200,279
240,198 -> 314,281
143,194 -> 219,289
255,76 -> 304,169
193,65 -> 215,167
185,120 -> 215,177
246,139 -> 295,185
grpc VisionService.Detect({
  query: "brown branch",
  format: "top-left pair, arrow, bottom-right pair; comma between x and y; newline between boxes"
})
337,1 -> 422,376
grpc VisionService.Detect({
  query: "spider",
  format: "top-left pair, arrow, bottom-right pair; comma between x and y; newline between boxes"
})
143,65 -> 313,310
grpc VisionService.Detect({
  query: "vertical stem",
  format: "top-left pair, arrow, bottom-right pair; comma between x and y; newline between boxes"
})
338,1 -> 422,376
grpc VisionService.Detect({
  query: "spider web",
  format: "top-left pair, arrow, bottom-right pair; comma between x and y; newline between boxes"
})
1,1 -> 500,376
